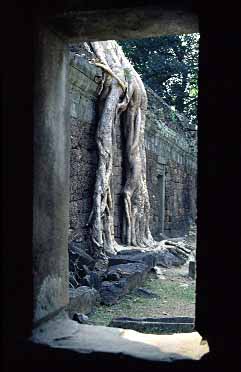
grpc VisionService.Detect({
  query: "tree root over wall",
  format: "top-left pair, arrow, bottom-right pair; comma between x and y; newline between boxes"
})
86,41 -> 156,258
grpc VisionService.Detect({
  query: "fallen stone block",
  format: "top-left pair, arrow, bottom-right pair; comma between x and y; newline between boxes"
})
107,262 -> 149,280
100,262 -> 149,305
166,247 -> 188,262
153,248 -> 184,267
164,240 -> 191,254
68,286 -> 100,317
112,243 -> 191,270
109,251 -> 156,270
109,316 -> 194,333
99,280 -> 127,305
153,244 -> 190,267
81,271 -> 103,290
189,260 -> 196,279
105,271 -> 121,281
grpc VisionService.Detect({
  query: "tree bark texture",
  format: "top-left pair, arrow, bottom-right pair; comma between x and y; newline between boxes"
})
87,41 -> 155,258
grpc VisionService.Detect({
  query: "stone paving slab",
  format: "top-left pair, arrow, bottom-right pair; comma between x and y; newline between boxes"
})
109,316 -> 194,333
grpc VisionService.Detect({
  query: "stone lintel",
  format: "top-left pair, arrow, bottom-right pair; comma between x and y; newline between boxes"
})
48,6 -> 198,42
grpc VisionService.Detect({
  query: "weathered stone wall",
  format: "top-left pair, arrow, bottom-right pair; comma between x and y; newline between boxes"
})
69,53 -> 197,252
145,87 -> 197,238
68,54 -> 102,253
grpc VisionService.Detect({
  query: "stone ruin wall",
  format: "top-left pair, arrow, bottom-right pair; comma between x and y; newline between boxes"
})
68,53 -> 197,254
145,87 -> 197,238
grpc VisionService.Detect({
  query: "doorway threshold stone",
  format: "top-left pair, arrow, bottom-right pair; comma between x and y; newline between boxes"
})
31,312 -> 209,362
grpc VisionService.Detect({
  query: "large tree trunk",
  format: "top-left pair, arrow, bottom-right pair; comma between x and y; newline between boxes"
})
87,41 -> 155,258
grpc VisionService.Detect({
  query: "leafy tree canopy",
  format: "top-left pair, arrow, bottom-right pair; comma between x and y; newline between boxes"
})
119,33 -> 199,127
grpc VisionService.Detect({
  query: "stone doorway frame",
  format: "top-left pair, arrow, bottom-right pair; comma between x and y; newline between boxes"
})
32,5 -> 199,328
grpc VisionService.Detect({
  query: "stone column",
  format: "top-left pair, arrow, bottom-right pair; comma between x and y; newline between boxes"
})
33,26 -> 70,325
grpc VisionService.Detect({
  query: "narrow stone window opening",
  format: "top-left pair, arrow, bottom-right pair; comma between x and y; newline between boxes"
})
156,174 -> 165,235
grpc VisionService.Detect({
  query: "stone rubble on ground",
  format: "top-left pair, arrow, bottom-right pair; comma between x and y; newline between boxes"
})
68,224 -> 197,312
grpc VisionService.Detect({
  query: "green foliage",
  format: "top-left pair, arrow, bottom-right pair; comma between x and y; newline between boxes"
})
119,33 -> 199,127
168,108 -> 177,123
